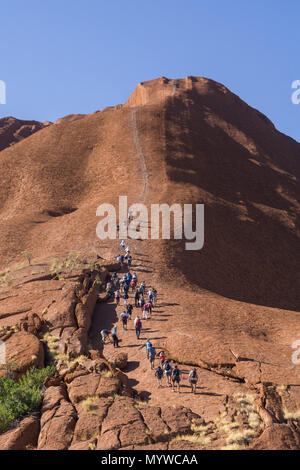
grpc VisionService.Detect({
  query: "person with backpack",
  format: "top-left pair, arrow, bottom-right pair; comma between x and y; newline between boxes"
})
120,240 -> 126,251
139,295 -> 145,312
126,303 -> 133,319
163,360 -> 172,387
134,289 -> 140,308
189,368 -> 198,393
155,365 -> 163,388
130,279 -> 137,293
120,311 -> 129,330
112,326 -> 119,348
159,351 -> 166,366
124,283 -> 129,296
148,346 -> 156,370
115,290 -> 121,306
142,302 -> 150,320
100,329 -> 111,344
171,365 -> 181,393
145,339 -> 153,358
140,281 -> 146,295
152,287 -> 157,306
134,316 -> 142,339
120,254 -> 125,267
127,255 -> 132,268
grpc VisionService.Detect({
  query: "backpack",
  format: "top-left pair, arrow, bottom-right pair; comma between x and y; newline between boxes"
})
164,362 -> 171,372
191,369 -> 197,379
135,319 -> 142,329
172,368 -> 179,379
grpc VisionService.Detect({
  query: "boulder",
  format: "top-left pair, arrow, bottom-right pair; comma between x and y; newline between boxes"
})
0,415 -> 40,450
4,331 -> 44,374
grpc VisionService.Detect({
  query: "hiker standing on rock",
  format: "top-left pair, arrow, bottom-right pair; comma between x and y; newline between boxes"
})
139,295 -> 145,313
101,329 -> 111,344
127,255 -> 132,269
155,365 -> 163,388
159,351 -> 166,366
120,311 -> 129,330
148,345 -> 156,370
146,339 -> 153,358
163,360 -> 172,387
134,289 -> 140,307
189,368 -> 198,393
140,281 -> 146,295
126,303 -> 133,319
115,289 -> 121,306
171,365 -> 181,393
134,316 -> 142,339
112,326 -> 119,348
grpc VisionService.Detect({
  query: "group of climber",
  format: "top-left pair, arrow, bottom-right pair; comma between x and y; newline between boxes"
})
100,242 -> 199,394
146,340 -> 198,393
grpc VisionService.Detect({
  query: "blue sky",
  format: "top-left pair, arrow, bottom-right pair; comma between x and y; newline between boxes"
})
1,0 -> 300,142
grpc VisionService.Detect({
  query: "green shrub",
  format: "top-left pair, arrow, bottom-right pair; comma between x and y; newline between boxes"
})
0,366 -> 55,434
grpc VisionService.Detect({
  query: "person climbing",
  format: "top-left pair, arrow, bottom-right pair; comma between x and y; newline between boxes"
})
147,287 -> 154,304
130,279 -> 137,292
115,289 -> 121,306
134,289 -> 140,307
171,365 -> 181,393
152,287 -> 157,306
159,351 -> 166,366
155,365 -> 163,388
101,329 -> 111,344
134,316 -> 142,339
127,255 -> 132,268
145,339 -> 153,358
126,303 -> 133,319
120,311 -> 129,330
163,360 -> 172,387
148,345 -> 156,370
139,295 -> 145,313
125,246 -> 131,256
112,326 -> 119,348
124,283 -> 129,295
189,368 -> 198,393
120,254 -> 125,267
120,240 -> 126,251
145,300 -> 153,316
140,281 -> 146,295
142,302 -> 150,320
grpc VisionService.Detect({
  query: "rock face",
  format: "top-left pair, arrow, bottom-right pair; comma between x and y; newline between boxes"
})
0,416 -> 40,450
4,331 -> 44,374
0,77 -> 299,451
0,116 -> 48,152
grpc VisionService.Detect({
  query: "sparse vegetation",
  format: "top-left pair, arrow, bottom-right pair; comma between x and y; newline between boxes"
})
50,259 -> 64,279
0,271 -> 12,289
65,252 -> 80,270
81,396 -> 99,412
0,366 -> 55,433
21,250 -> 32,266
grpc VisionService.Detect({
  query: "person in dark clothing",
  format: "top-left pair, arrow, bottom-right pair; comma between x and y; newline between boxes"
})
112,326 -> 119,348
126,303 -> 133,319
134,290 -> 140,307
